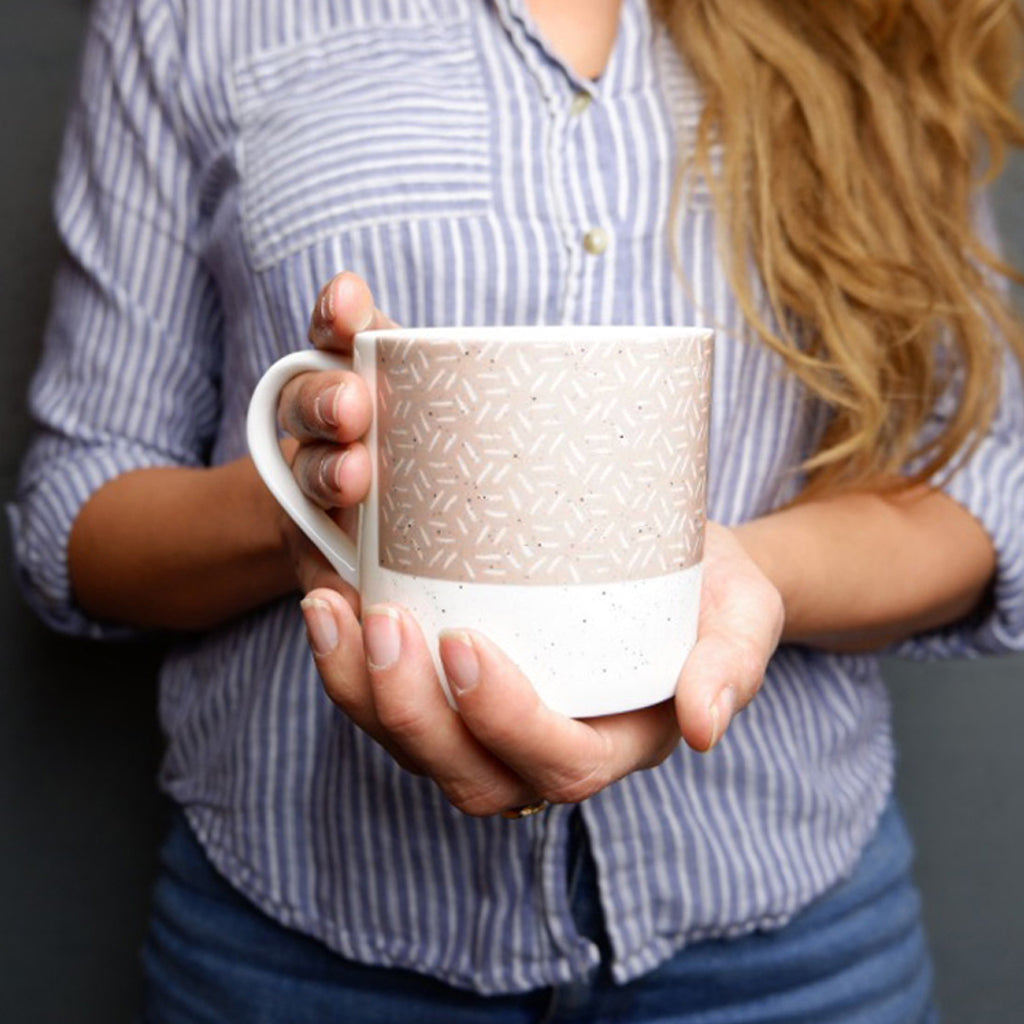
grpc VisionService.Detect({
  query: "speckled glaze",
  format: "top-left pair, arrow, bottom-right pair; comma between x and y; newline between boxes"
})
249,326 -> 713,717
362,560 -> 703,717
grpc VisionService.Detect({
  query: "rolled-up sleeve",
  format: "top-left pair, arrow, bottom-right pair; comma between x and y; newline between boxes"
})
8,0 -> 222,637
893,198 -> 1024,659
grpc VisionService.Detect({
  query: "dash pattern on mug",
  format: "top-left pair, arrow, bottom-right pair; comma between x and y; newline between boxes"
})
376,334 -> 712,586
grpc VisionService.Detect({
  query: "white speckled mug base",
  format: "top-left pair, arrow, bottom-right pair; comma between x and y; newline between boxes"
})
362,564 -> 701,718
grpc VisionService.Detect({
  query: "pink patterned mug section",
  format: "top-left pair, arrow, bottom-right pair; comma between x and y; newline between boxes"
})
376,332 -> 712,585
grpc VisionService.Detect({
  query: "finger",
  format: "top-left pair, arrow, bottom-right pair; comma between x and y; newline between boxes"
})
287,526 -> 361,610
673,633 -> 755,752
362,606 -> 533,815
440,631 -> 679,805
278,369 -> 373,444
301,589 -> 426,775
290,441 -> 371,510
308,271 -> 397,351
300,587 -> 380,735
674,579 -> 782,753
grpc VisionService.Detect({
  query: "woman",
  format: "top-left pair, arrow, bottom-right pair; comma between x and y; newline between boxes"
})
12,0 -> 1024,1020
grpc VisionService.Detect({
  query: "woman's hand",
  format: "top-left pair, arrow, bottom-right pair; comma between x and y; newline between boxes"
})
275,273 -> 395,602
290,273 -> 783,813
300,520 -> 784,816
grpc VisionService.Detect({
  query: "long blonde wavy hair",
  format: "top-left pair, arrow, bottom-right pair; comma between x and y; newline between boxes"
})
654,0 -> 1024,497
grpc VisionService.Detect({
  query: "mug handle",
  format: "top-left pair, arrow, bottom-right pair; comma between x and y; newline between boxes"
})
246,349 -> 359,587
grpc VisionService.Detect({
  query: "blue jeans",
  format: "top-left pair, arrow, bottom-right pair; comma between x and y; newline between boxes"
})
141,800 -> 938,1023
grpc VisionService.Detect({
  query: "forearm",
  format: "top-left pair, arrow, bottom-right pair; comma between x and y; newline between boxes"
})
733,487 -> 996,651
68,456 -> 296,631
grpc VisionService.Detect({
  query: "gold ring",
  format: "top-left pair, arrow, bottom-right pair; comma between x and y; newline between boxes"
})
501,799 -> 550,820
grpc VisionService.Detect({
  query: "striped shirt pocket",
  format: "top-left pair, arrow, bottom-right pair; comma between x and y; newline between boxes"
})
235,18 -> 493,270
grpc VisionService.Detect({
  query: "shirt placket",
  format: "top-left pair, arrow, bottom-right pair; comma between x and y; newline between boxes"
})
553,83 -> 616,324
494,0 -> 616,325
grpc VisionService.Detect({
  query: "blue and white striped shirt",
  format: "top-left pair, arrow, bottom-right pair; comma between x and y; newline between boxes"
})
11,0 -> 1024,994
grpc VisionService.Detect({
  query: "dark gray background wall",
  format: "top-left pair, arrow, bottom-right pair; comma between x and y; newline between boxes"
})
2,2 -> 1022,1021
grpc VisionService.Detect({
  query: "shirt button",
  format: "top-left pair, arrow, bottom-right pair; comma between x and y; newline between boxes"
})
570,91 -> 592,116
583,227 -> 609,255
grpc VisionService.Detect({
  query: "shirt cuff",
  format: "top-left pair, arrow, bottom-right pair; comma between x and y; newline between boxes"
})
8,437 -> 186,639
892,429 -> 1024,659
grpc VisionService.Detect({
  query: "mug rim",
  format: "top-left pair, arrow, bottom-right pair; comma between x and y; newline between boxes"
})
354,324 -> 714,345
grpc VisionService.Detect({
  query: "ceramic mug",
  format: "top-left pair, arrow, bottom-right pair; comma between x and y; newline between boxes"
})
247,326 -> 713,717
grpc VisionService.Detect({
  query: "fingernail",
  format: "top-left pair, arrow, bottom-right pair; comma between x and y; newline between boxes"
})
706,687 -> 735,751
315,384 -> 345,428
318,450 -> 349,494
363,606 -> 402,671
439,630 -> 480,696
301,596 -> 339,656
319,279 -> 336,323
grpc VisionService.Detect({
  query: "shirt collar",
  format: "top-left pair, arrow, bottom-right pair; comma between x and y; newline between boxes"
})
492,0 -> 654,99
